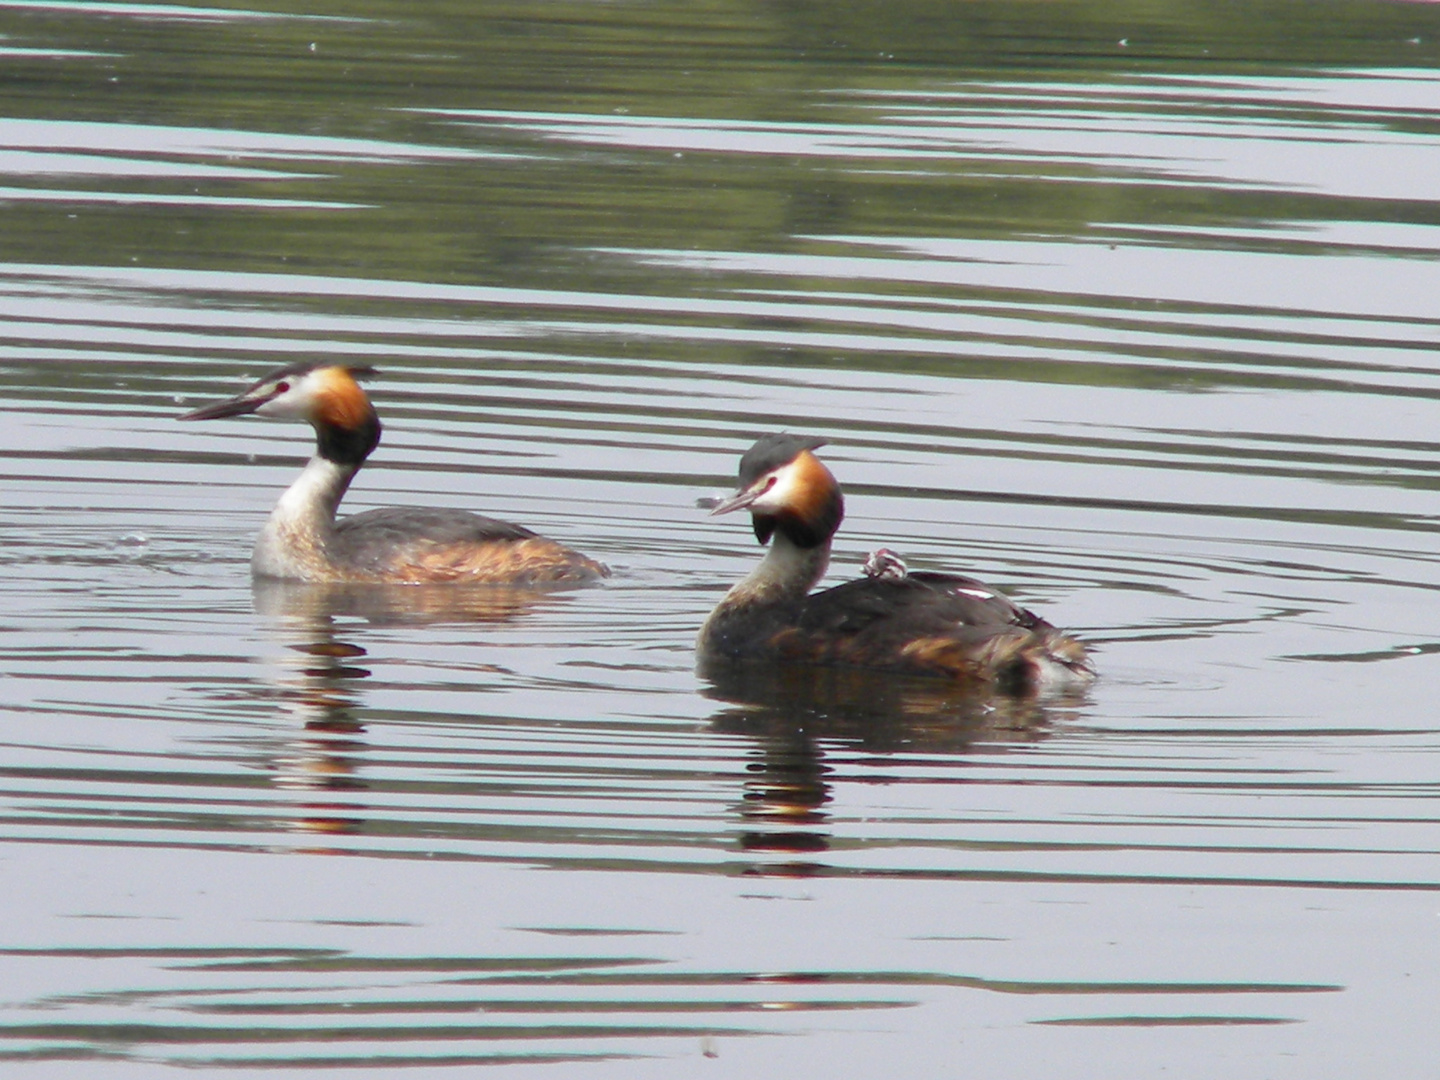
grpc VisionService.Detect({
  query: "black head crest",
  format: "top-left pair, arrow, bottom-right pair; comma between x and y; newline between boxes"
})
737,433 -> 827,487
235,360 -> 378,394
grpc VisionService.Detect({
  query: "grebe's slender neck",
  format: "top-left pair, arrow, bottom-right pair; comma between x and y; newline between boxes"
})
276,453 -> 360,527
252,415 -> 377,579
724,529 -> 831,605
698,528 -> 832,658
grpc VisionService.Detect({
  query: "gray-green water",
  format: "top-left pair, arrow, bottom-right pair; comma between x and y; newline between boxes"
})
2,2 -> 1439,1076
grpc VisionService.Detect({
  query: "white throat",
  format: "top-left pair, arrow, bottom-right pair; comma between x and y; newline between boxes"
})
251,454 -> 359,579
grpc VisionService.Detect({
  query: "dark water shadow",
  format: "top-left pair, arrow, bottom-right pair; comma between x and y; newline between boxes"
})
702,663 -> 1089,870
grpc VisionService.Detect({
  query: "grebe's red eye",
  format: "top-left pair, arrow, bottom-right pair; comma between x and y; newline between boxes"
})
274,381 -> 290,393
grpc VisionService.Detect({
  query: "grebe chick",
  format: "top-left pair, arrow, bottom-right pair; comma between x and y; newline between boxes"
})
179,361 -> 607,585
862,548 -> 909,581
698,435 -> 1093,694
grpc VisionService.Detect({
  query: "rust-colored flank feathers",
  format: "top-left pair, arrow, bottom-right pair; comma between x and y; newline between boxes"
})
699,434 -> 1093,695
179,361 -> 607,586
334,529 -> 607,586
398,538 -> 600,584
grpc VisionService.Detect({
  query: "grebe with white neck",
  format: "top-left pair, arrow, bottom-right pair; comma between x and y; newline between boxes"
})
698,434 -> 1092,694
180,361 -> 607,585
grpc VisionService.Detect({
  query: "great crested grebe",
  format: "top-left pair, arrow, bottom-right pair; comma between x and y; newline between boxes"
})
179,361 -> 607,585
698,434 -> 1093,694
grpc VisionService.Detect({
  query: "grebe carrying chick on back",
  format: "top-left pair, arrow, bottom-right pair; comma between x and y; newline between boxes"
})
698,434 -> 1093,695
180,361 -> 607,585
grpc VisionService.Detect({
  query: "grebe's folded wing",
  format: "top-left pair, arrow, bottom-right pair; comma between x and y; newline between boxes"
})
784,572 -> 1086,687
796,572 -> 1047,638
335,507 -> 538,545
904,571 -> 1051,630
331,507 -> 538,570
328,507 -> 605,584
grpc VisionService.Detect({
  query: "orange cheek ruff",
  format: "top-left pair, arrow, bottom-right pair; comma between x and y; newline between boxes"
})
786,451 -> 837,517
769,450 -> 842,546
313,367 -> 377,431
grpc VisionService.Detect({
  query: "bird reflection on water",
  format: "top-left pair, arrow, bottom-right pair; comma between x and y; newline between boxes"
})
250,579 -> 581,843
702,663 -> 1089,874
252,577 -> 582,627
267,633 -> 372,839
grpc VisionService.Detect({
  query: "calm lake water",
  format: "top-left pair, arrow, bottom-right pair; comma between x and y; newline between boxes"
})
2,1 -> 1439,1076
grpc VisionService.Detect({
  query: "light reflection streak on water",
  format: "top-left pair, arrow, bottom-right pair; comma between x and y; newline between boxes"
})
5,256 -> 1440,399
0,0 -> 361,23
0,117 -> 478,166
433,70 -> 1440,198
0,115 -> 486,213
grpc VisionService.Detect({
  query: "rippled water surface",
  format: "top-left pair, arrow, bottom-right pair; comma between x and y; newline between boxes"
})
2,2 -> 1440,1076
